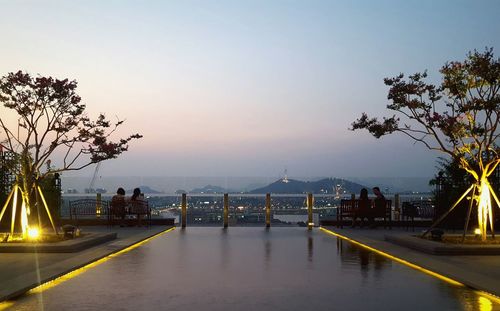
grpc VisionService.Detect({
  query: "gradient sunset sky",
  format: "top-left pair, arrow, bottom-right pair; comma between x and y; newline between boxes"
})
1,0 -> 499,179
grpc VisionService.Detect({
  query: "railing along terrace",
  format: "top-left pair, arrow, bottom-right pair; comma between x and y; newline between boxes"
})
60,192 -> 434,227
61,193 -> 340,226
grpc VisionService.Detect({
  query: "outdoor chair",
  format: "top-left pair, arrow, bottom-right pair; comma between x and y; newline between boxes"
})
402,202 -> 418,231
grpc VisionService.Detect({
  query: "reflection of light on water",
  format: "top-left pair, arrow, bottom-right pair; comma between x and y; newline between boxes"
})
321,227 -> 463,286
273,214 -> 319,226
6,227 -> 500,310
323,227 -> 500,308
159,211 -> 180,223
6,227 -> 175,307
273,214 -> 308,223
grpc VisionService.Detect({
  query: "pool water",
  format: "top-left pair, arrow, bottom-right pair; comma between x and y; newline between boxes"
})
7,227 -> 499,310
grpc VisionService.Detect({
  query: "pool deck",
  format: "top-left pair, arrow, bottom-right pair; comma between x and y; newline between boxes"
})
321,226 -> 500,298
2,225 -> 500,303
0,225 -> 173,302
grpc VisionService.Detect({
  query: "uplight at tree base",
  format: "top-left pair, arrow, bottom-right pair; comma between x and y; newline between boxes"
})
27,227 -> 40,240
0,184 -> 57,242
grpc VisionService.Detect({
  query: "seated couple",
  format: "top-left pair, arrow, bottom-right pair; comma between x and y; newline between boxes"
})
351,187 -> 386,228
111,187 -> 148,226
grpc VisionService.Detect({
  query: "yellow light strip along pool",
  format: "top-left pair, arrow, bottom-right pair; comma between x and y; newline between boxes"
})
320,227 -> 500,305
0,227 -> 175,309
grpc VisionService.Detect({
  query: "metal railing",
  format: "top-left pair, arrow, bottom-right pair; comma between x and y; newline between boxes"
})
60,192 -> 435,227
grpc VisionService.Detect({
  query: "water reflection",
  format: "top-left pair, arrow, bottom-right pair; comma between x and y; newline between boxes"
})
220,227 -> 229,270
307,236 -> 313,262
5,228 -> 500,311
337,238 -> 388,273
264,240 -> 271,266
334,236 -> 499,311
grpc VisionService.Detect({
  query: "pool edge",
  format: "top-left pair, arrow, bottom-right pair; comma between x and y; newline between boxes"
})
319,226 -> 500,305
0,226 -> 175,308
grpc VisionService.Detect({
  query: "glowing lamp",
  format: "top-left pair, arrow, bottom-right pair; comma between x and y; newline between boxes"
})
474,228 -> 482,238
27,227 -> 40,240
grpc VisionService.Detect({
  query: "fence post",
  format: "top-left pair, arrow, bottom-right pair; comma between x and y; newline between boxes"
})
181,193 -> 187,228
223,193 -> 229,228
265,193 -> 271,228
307,193 -> 313,230
394,193 -> 400,221
96,193 -> 102,218
435,171 -> 445,221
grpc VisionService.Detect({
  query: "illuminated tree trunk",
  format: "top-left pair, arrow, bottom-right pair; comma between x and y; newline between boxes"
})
19,153 -> 36,239
466,159 -> 500,241
475,167 -> 500,241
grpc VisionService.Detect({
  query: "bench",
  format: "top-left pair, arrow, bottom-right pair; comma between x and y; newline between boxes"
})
337,199 -> 392,229
373,199 -> 392,229
69,199 -> 110,225
337,199 -> 358,228
402,201 -> 435,231
128,200 -> 151,227
109,199 -> 151,227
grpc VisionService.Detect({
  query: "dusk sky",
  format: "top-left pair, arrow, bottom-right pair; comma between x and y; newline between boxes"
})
1,1 -> 500,179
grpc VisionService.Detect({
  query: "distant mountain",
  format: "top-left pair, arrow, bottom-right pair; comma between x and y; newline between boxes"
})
191,184 -> 229,194
249,178 -> 368,194
128,185 -> 163,194
347,177 -> 432,193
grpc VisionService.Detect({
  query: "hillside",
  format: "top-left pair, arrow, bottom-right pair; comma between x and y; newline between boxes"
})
249,178 -> 368,194
190,184 -> 228,194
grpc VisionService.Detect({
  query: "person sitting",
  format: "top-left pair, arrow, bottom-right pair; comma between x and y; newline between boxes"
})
352,188 -> 371,227
111,187 -> 127,227
128,187 -> 148,226
369,186 -> 386,228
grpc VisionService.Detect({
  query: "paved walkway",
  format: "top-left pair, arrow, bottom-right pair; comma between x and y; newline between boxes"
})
321,226 -> 500,298
0,226 -> 173,302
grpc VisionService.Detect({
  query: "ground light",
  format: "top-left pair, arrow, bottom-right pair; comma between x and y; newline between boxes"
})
423,170 -> 500,242
0,183 -> 57,241
27,227 -> 40,241
0,227 -> 175,310
319,227 -> 500,308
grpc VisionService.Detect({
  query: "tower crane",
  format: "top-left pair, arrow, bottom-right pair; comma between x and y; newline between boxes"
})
85,163 -> 102,194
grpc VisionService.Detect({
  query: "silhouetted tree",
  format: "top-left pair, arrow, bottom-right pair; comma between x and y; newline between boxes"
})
429,157 -> 471,228
0,71 -> 142,232
351,48 -> 500,240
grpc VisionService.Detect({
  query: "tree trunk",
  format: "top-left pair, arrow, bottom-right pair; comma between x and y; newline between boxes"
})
19,153 -> 38,236
477,173 -> 494,241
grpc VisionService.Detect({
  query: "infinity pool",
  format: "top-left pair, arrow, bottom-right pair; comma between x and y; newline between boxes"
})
6,228 -> 499,310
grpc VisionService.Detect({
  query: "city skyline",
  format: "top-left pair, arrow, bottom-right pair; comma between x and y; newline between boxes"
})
1,1 -> 500,178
